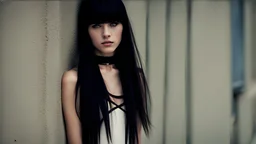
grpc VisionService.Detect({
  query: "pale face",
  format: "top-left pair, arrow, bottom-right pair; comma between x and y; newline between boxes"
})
88,22 -> 123,56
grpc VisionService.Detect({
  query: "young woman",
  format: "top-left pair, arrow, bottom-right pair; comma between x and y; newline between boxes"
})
61,0 -> 151,144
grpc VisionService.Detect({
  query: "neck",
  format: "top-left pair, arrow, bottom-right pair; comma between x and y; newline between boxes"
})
95,54 -> 116,66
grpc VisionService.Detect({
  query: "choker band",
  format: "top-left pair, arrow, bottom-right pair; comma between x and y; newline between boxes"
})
95,55 -> 116,65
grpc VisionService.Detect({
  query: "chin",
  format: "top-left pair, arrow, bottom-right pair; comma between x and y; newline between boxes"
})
100,48 -> 116,56
98,51 -> 114,56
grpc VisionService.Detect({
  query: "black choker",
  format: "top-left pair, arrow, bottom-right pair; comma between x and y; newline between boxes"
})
95,55 -> 116,65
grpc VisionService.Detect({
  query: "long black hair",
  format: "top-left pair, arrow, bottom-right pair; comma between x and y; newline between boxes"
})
73,0 -> 151,143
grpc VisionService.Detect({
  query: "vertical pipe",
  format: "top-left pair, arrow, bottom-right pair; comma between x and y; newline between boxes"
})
163,0 -> 171,143
145,0 -> 150,78
186,0 -> 192,143
145,0 -> 151,119
42,0 -> 48,143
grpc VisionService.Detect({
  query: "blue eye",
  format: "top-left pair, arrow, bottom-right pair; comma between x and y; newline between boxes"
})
110,22 -> 119,27
92,24 -> 101,28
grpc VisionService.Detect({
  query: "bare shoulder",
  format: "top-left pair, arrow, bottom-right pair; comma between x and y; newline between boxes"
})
61,69 -> 78,86
61,69 -> 78,99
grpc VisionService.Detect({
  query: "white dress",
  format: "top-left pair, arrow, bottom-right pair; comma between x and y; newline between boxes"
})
76,92 -> 126,144
99,98 -> 126,144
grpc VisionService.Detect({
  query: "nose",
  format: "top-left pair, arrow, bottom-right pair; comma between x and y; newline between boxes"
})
103,25 -> 111,39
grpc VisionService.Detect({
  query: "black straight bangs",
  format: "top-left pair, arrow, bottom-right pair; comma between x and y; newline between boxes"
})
81,0 -> 127,26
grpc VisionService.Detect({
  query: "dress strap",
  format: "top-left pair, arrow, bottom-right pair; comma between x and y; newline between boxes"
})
100,98 -> 126,125
108,91 -> 124,99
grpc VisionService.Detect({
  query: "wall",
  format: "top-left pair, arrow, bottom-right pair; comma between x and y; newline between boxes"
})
237,0 -> 256,144
191,1 -> 232,144
0,0 -> 234,144
0,1 -> 49,143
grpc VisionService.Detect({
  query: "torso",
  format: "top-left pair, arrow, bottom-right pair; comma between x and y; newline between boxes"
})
99,66 -> 126,144
74,66 -> 126,144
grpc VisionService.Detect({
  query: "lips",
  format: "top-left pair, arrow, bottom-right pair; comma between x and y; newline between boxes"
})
102,41 -> 113,46
102,41 -> 113,44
